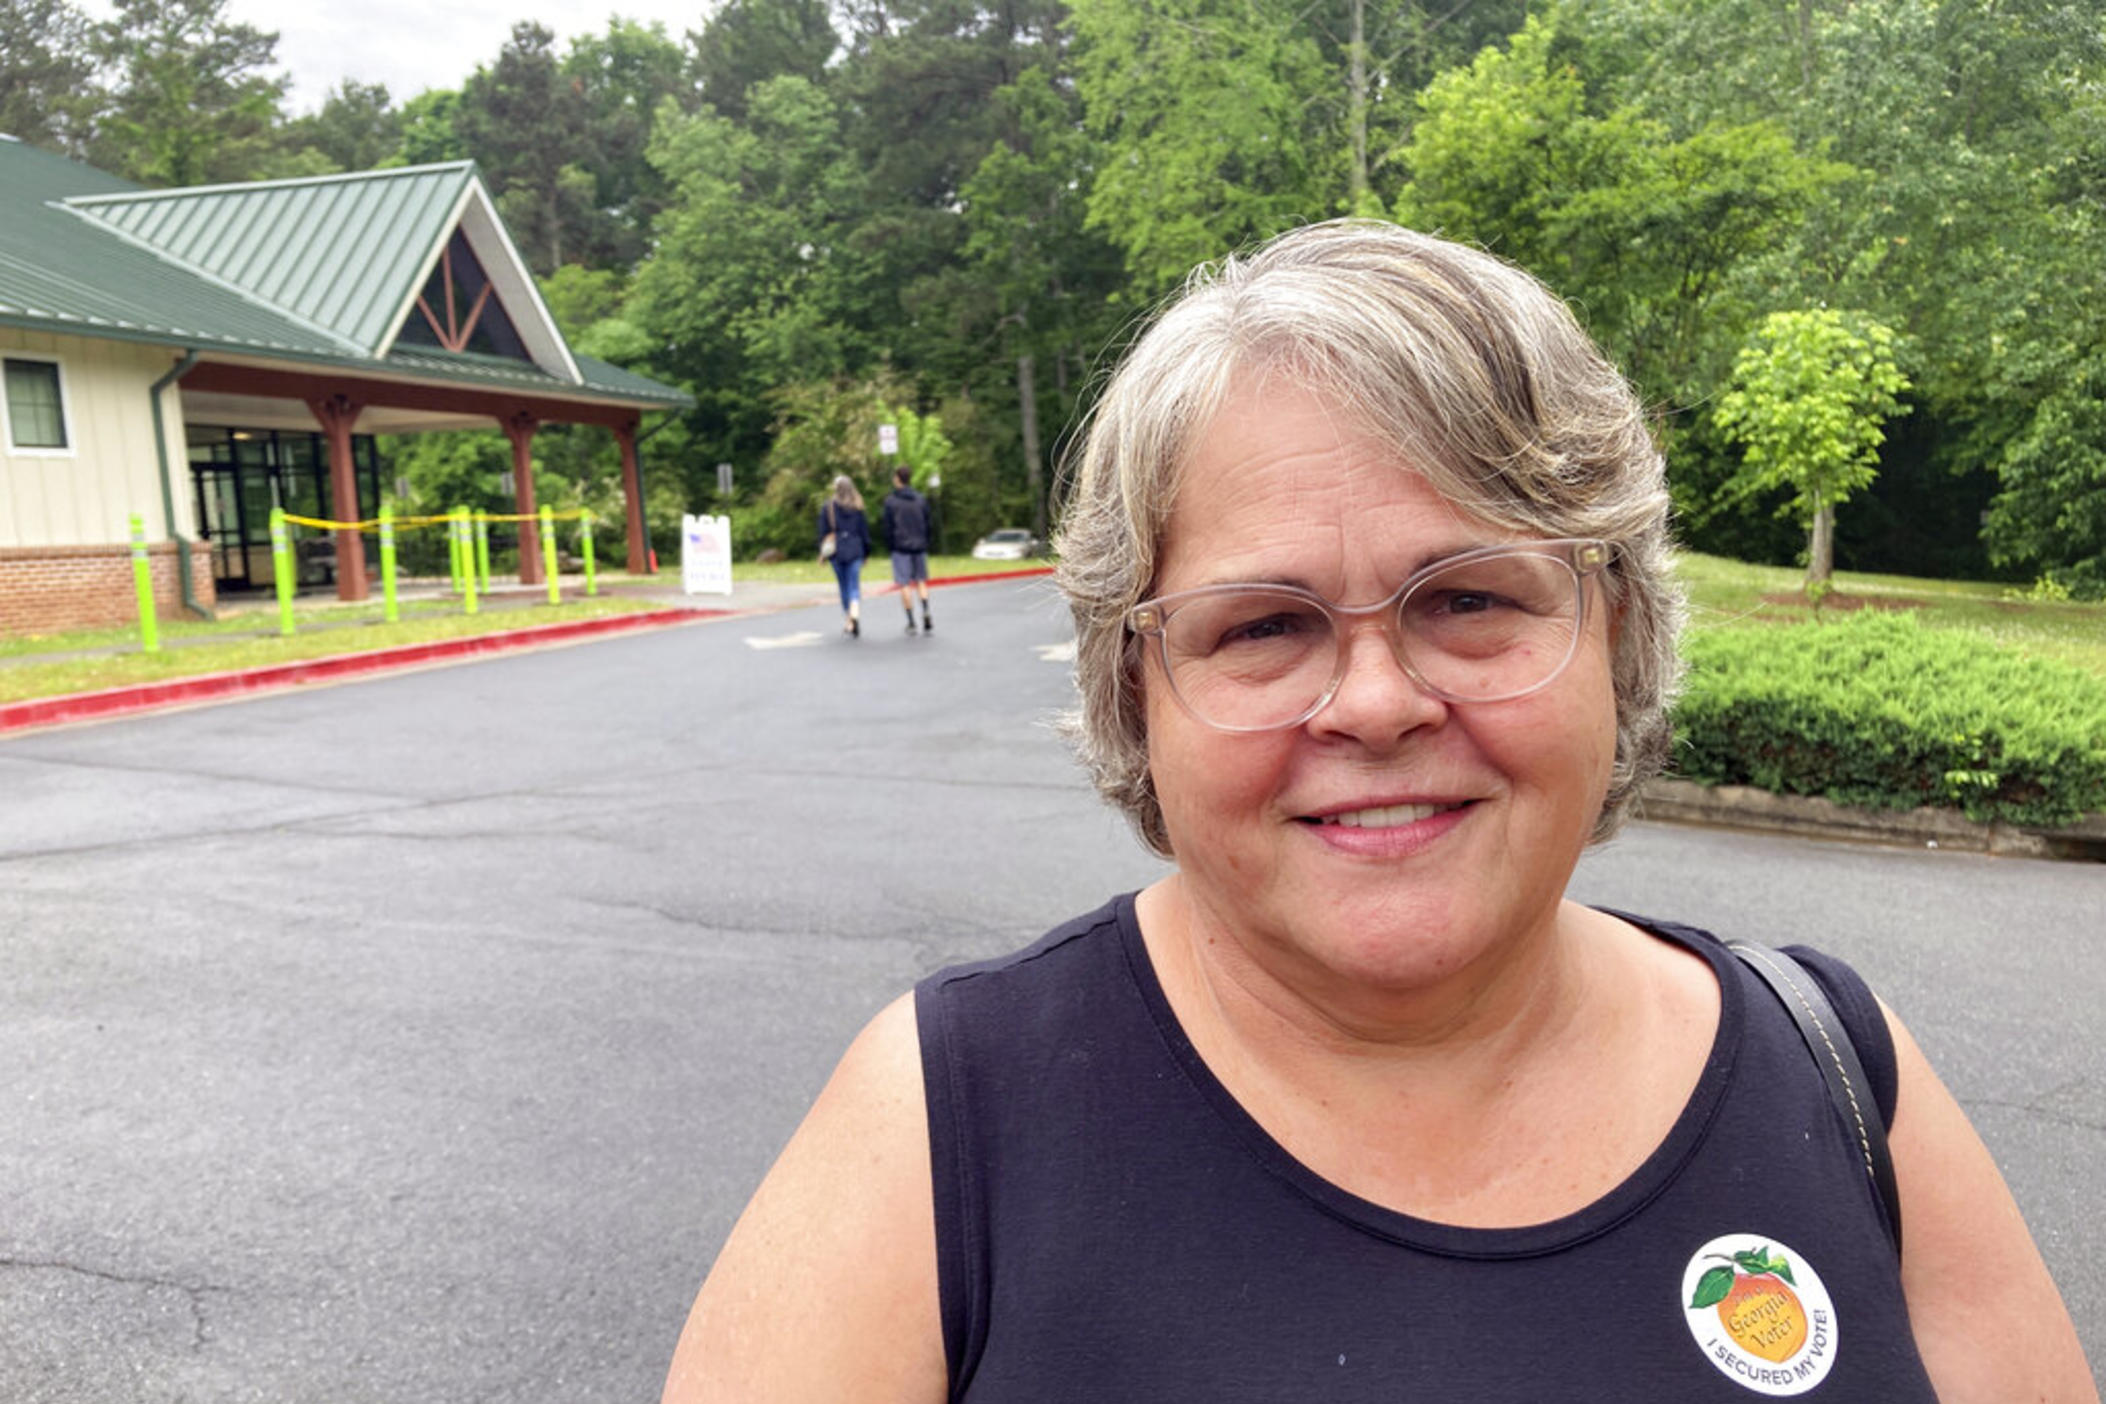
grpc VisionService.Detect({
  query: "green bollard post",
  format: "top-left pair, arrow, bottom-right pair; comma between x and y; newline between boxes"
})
447,507 -> 463,595
270,507 -> 295,636
539,505 -> 559,605
458,507 -> 479,616
474,511 -> 491,593
378,504 -> 399,624
128,513 -> 160,654
580,509 -> 597,597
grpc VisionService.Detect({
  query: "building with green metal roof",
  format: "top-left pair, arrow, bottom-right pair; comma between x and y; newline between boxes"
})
0,134 -> 692,633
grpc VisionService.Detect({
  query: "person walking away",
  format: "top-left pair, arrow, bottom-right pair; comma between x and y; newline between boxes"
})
880,466 -> 937,634
818,476 -> 870,638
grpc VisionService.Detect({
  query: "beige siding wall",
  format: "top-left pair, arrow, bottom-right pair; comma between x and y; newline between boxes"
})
0,329 -> 194,548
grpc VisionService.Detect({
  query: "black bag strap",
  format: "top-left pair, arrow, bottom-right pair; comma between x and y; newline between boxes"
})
1727,940 -> 1902,1252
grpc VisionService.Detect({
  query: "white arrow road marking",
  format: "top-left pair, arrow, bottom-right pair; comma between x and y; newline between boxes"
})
1035,640 -> 1077,663
744,632 -> 826,650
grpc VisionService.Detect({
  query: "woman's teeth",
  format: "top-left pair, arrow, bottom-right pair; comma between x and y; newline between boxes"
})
1317,801 -> 1465,828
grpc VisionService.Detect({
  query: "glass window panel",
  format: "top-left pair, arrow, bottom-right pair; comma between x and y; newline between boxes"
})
465,295 -> 529,360
397,301 -> 443,347
393,229 -> 533,362
282,434 -> 320,472
238,465 -> 276,532
188,425 -> 233,463
290,466 -> 325,520
4,359 -> 67,448
447,229 -> 488,314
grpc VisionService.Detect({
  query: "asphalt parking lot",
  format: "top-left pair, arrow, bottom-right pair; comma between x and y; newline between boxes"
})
3,575 -> 2099,1399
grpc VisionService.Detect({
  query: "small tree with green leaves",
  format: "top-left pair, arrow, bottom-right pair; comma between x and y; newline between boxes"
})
1714,309 -> 1909,593
887,407 -> 953,493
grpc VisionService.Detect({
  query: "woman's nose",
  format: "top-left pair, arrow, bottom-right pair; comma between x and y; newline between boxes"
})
1306,616 -> 1448,745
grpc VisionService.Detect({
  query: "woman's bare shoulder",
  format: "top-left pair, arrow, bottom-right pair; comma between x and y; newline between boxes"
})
1882,1002 -> 2099,1403
661,993 -> 948,1404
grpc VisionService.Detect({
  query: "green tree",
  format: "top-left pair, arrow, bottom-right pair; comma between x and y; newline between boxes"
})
1393,14 -> 1847,410
283,79 -> 400,172
960,67 -> 1124,538
1565,0 -> 2106,576
628,75 -> 863,494
1070,0 -> 1333,296
1305,0 -> 1528,215
456,23 -> 595,273
2,0 -> 98,154
563,19 -> 691,267
538,264 -> 627,340
376,431 -> 512,573
87,0 -> 288,186
689,0 -> 836,123
886,404 -> 953,492
1983,350 -> 2106,599
740,371 -> 918,556
1714,309 -> 1910,590
395,88 -> 464,165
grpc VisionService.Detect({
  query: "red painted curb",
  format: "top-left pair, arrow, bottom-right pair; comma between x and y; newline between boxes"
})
931,565 -> 1054,588
0,607 -> 721,734
871,565 -> 1055,595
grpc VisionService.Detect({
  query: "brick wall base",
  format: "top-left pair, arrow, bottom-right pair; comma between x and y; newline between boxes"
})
0,542 -> 219,636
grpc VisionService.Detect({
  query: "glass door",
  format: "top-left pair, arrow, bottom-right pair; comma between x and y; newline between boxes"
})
193,465 -> 246,588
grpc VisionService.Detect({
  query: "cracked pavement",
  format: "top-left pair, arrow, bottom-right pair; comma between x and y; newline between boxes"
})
3,577 -> 2101,1399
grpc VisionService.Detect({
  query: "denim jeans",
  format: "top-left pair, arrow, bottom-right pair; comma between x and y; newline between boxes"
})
831,557 -> 862,611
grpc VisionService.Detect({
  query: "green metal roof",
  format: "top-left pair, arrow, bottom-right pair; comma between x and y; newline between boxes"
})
379,347 -> 692,407
0,137 -> 360,357
67,163 -> 475,354
0,136 -> 690,411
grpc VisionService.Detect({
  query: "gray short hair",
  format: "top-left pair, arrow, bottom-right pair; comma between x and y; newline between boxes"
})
1054,219 -> 1684,858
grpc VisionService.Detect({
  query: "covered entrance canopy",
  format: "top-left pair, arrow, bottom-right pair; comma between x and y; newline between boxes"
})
1,145 -> 691,604
174,351 -> 677,597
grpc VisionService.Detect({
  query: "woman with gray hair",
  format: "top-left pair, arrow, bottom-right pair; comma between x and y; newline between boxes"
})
665,221 -> 2093,1401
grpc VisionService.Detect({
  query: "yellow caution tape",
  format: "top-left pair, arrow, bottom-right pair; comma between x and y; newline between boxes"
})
279,512 -> 376,531
478,509 -> 592,523
281,509 -> 590,531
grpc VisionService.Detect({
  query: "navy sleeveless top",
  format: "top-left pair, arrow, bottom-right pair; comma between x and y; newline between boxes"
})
915,895 -> 1938,1400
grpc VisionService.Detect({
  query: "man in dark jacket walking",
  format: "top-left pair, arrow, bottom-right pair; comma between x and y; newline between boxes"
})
879,466 -> 938,634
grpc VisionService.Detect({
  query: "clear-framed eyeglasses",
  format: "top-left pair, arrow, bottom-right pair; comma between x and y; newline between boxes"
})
1127,539 -> 1612,732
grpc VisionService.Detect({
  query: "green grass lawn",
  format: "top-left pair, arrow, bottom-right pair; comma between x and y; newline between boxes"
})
0,595 -> 669,705
1677,552 -> 2106,679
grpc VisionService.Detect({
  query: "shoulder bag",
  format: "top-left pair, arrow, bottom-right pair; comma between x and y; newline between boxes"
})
1727,940 -> 1903,1251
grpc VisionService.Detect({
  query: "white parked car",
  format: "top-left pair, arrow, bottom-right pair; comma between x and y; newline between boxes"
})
971,528 -> 1041,560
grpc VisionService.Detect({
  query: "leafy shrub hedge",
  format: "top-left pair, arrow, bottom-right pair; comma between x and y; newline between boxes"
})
1672,612 -> 2106,826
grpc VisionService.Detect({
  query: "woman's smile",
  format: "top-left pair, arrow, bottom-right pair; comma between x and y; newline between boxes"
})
1301,799 -> 1473,828
1294,796 -> 1477,859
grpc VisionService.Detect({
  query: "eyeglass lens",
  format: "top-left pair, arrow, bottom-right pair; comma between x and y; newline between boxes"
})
1160,551 -> 1583,728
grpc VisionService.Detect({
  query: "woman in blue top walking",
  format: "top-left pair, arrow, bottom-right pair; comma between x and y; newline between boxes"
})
818,475 -> 870,638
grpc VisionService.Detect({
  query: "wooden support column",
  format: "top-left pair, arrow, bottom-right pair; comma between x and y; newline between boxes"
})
308,394 -> 368,601
615,419 -> 648,573
502,411 -> 541,585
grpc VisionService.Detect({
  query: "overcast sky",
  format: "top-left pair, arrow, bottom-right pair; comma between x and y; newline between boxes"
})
79,0 -> 708,114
